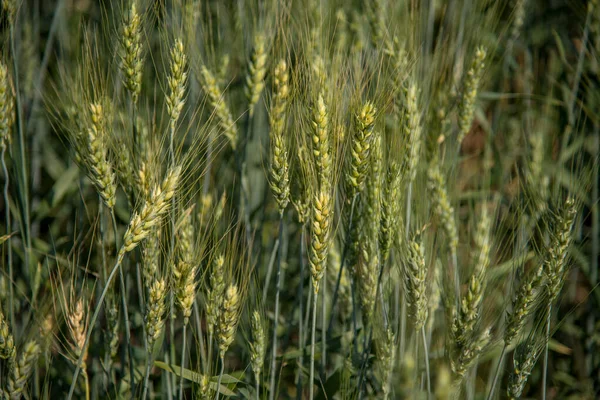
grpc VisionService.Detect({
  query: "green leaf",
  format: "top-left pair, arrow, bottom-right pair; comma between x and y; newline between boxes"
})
52,165 -> 79,207
316,369 -> 342,400
154,361 -> 238,396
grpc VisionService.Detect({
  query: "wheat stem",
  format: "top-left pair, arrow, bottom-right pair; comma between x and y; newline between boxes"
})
262,238 -> 280,304
542,304 -> 552,400
68,252 -> 125,400
309,287 -> 318,400
142,350 -> 153,400
216,357 -> 225,400
422,325 -> 432,399
296,225 -> 306,397
2,147 -> 14,328
486,344 -> 507,400
268,215 -> 284,400
327,194 -> 357,335
179,324 -> 187,400
11,26 -> 32,281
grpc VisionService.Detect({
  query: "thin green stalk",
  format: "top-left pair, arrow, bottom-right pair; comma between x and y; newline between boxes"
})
193,301 -> 207,372
238,113 -> 253,247
542,304 -> 552,400
99,199 -> 108,286
321,270 -> 327,378
142,349 -> 153,400
68,252 -> 126,399
108,211 -> 134,397
169,296 -> 176,398
400,302 -> 406,358
83,370 -> 90,400
131,98 -> 138,167
400,182 -> 413,358
327,194 -> 357,335
165,353 -> 174,399
179,324 -> 187,400
216,357 -> 225,400
168,124 -> 177,399
452,249 -> 460,311
118,252 -> 135,397
422,326 -> 431,399
296,225 -> 306,399
268,215 -> 284,400
486,344 -> 507,400
263,238 -> 280,304
2,147 -> 14,328
11,26 -> 32,280
587,128 -> 599,377
309,288 -> 319,400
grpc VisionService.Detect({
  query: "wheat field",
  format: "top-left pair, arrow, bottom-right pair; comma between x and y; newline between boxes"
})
0,0 -> 598,399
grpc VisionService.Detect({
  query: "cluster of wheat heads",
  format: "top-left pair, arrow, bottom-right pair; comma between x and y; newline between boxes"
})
0,0 -> 599,399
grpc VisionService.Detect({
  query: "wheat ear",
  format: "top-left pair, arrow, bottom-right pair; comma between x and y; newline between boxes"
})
458,47 -> 486,144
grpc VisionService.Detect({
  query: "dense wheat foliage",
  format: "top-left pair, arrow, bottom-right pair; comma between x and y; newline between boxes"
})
0,0 -> 599,399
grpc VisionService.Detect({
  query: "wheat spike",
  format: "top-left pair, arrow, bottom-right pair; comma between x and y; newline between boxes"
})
346,101 -> 377,198
217,284 -> 241,358
145,278 -> 167,348
166,38 -> 187,129
5,341 -> 41,400
403,238 -> 429,330
269,59 -> 291,214
545,197 -> 577,302
86,102 -> 117,209
174,260 -> 197,325
199,65 -> 238,149
401,82 -> 422,183
505,265 -> 542,346
120,1 -> 144,103
507,341 -> 543,399
309,189 -> 334,294
245,34 -> 268,117
427,161 -> 458,254
458,47 -> 486,144
122,165 -> 181,254
0,308 -> 15,361
311,92 -> 331,188
0,61 -> 14,150
379,161 -> 402,262
206,255 -> 226,336
249,310 -> 266,384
